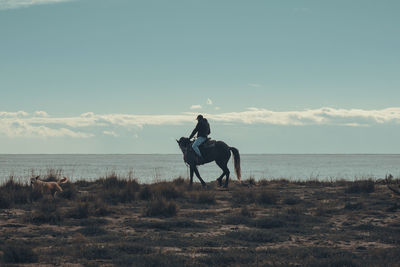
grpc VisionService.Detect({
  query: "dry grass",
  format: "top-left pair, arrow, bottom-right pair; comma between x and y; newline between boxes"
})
0,176 -> 399,266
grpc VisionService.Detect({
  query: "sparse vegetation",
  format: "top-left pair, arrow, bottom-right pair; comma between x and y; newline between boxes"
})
1,241 -> 38,263
345,179 -> 375,194
144,198 -> 178,217
0,176 -> 398,266
256,190 -> 278,205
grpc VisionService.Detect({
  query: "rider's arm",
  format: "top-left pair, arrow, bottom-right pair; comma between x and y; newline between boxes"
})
189,123 -> 199,139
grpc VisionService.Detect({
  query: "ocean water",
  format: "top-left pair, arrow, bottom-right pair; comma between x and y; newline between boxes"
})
0,154 -> 399,184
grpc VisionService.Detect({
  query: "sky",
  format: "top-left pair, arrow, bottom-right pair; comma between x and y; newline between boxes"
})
0,0 -> 399,153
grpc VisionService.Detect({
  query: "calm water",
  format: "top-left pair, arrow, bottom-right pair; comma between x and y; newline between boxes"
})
1,154 -> 399,184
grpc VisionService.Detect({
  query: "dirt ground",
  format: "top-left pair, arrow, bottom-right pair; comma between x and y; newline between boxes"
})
1,176 -> 400,266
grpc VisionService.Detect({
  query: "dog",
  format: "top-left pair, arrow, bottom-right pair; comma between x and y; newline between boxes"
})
30,176 -> 68,198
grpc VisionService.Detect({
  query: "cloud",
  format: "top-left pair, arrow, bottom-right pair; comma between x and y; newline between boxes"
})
206,98 -> 213,105
248,83 -> 261,88
0,0 -> 73,10
103,130 -> 119,137
2,107 -> 400,138
0,119 -> 93,138
34,111 -> 49,117
190,105 -> 202,110
0,111 -> 29,117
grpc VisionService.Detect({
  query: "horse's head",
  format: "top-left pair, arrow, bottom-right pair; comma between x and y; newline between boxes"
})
176,137 -> 190,152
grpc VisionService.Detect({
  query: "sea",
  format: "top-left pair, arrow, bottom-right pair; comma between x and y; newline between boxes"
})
0,154 -> 399,184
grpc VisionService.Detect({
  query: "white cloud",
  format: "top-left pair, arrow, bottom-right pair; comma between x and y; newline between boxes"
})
0,111 -> 29,117
190,105 -> 202,110
206,98 -> 213,105
34,111 -> 49,117
2,107 -> 400,138
103,130 -> 119,137
0,119 -> 93,138
0,0 -> 73,10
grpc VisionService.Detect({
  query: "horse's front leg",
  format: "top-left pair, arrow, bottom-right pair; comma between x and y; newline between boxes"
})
189,165 -> 194,188
193,166 -> 207,187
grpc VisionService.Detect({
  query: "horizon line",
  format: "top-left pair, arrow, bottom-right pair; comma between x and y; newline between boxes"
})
1,153 -> 399,156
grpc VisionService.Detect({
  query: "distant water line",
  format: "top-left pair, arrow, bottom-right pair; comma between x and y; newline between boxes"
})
1,154 -> 400,184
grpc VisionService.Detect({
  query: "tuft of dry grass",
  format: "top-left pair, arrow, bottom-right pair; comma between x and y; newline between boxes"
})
345,180 -> 375,194
256,190 -> 278,205
144,198 -> 178,217
1,241 -> 38,264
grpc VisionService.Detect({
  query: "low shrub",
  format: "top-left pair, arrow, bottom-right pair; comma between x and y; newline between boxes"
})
144,198 -> 177,217
224,215 -> 251,225
67,199 -> 112,219
153,182 -> 183,200
134,219 -> 204,230
75,179 -> 92,187
172,177 -> 187,186
81,245 -> 114,260
284,196 -> 301,205
26,200 -> 63,224
194,191 -> 216,204
58,182 -> 77,200
345,180 -> 375,194
0,178 -> 31,206
99,175 -> 140,191
240,205 -> 255,217
257,191 -> 278,205
344,202 -> 364,210
2,241 -> 38,263
232,190 -> 256,204
243,177 -> 256,186
139,186 -> 153,200
77,225 -> 108,236
253,217 -> 286,229
113,253 -> 190,267
68,202 -> 89,219
225,229 -> 280,243
0,193 -> 11,209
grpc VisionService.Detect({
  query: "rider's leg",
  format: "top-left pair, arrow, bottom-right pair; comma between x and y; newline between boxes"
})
192,136 -> 206,158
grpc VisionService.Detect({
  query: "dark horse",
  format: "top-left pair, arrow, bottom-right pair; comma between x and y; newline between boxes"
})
177,137 -> 241,188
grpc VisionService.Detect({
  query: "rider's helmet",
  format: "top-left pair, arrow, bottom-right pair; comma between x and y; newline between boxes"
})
196,114 -> 203,121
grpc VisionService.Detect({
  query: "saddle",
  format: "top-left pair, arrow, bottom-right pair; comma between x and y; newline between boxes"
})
199,138 -> 216,149
188,138 -> 216,164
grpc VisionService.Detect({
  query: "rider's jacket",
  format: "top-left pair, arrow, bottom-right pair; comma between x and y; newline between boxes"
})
189,118 -> 210,139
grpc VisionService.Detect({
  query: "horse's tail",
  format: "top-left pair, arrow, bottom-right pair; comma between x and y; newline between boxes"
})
229,147 -> 241,181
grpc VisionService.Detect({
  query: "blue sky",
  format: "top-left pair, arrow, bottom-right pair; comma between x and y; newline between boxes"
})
1,0 -> 400,153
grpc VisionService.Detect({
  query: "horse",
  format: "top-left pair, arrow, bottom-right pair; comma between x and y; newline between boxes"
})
176,137 -> 241,188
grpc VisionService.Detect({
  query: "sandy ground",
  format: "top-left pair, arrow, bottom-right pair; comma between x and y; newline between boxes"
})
1,178 -> 400,266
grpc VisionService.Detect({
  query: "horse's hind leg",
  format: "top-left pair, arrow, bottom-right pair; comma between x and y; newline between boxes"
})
216,160 -> 230,188
216,173 -> 225,187
223,166 -> 230,188
193,166 -> 207,187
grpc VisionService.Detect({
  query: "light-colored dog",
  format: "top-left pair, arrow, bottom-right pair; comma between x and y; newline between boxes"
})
30,176 -> 68,198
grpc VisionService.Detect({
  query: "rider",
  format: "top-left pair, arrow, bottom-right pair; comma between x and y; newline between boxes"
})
189,114 -> 210,161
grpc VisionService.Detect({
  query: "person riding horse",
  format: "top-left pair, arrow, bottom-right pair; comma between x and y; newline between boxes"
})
178,114 -> 240,188
189,114 -> 210,163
